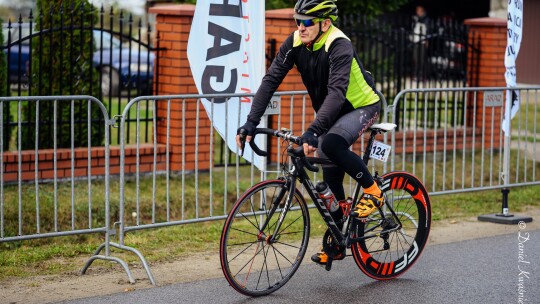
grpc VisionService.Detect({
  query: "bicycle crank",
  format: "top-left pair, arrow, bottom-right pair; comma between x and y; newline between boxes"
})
321,229 -> 346,271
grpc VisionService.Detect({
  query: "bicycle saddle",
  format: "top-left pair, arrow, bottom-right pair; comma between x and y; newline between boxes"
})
369,123 -> 397,132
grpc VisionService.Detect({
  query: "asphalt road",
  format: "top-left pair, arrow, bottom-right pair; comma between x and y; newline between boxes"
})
58,228 -> 540,304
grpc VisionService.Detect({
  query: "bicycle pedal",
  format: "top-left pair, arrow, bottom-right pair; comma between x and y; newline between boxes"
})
325,258 -> 333,271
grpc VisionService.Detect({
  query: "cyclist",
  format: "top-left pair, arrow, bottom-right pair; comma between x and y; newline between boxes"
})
236,0 -> 384,266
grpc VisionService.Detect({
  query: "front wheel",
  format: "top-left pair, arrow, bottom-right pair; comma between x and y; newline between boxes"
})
220,179 -> 310,296
351,171 -> 431,280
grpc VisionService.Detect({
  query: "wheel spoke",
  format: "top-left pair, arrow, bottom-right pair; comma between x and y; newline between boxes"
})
234,242 -> 263,279
227,240 -> 258,262
230,227 -> 259,238
256,243 -> 269,291
271,245 -> 285,279
271,243 -> 296,267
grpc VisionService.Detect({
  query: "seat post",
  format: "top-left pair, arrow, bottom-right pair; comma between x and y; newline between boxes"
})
362,129 -> 379,165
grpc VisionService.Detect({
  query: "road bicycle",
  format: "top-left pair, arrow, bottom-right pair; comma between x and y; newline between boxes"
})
219,123 -> 431,296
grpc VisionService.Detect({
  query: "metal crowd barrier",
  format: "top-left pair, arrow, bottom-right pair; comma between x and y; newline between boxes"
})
1,87 -> 538,284
389,86 -> 540,193
389,86 -> 539,223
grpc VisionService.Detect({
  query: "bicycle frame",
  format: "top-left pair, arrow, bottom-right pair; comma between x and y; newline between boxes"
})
262,128 -> 401,249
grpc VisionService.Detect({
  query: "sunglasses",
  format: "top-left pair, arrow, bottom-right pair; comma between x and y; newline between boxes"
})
295,18 -> 321,27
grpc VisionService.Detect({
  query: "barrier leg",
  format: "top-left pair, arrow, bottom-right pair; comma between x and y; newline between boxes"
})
81,254 -> 136,284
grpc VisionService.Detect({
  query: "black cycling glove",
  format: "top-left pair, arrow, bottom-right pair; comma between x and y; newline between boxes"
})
237,120 -> 257,156
237,120 -> 257,137
301,129 -> 318,148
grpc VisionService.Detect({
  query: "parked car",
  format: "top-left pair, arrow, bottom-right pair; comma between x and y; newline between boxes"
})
93,30 -> 155,96
1,24 -> 31,85
2,23 -> 155,96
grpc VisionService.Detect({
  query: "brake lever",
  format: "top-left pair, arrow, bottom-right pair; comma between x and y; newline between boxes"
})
238,129 -> 248,156
239,134 -> 246,157
292,146 -> 319,172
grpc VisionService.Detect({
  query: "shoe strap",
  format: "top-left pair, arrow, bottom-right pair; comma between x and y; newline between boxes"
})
360,194 -> 382,207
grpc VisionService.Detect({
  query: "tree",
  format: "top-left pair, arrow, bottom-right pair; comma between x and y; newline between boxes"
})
0,18 -> 5,96
31,0 -> 99,97
22,0 -> 103,149
0,16 -> 13,150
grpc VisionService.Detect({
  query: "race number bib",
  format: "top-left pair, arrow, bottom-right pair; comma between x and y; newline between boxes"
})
369,140 -> 391,162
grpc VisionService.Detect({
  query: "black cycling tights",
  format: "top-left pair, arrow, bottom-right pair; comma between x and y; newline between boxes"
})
321,133 -> 374,200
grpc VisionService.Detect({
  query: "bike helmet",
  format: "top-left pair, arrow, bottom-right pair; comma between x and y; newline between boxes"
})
294,0 -> 338,22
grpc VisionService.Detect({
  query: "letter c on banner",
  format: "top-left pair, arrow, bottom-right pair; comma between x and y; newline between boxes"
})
201,65 -> 238,103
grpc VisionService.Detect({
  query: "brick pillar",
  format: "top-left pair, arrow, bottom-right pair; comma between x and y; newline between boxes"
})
150,5 -> 210,171
465,18 -> 507,87
465,17 -> 507,149
264,8 -> 303,92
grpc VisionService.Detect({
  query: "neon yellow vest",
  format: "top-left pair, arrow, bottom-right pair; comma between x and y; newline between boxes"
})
293,26 -> 379,108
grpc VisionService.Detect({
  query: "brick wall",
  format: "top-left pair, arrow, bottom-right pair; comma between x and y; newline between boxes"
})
1,145 -> 166,183
151,5 -> 199,96
465,18 -> 507,88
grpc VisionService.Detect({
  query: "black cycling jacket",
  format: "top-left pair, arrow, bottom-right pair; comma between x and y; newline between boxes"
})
246,25 -> 379,135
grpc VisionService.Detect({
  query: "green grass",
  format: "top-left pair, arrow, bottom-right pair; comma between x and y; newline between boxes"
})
106,98 -> 238,167
108,97 -> 154,146
0,166 -> 538,280
511,99 -> 539,137
396,91 -> 539,142
430,186 -> 540,221
391,149 -> 540,194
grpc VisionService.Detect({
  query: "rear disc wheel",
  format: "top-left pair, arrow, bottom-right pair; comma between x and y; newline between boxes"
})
352,171 -> 431,280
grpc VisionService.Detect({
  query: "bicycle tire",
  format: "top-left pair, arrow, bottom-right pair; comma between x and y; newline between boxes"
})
220,179 -> 310,296
351,171 -> 431,280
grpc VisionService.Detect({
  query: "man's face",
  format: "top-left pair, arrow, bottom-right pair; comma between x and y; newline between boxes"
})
296,18 -> 326,44
416,6 -> 426,17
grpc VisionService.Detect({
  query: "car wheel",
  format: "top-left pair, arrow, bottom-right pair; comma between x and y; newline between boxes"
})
101,66 -> 120,97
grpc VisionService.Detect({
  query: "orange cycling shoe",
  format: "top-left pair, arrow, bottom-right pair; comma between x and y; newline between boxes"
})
311,249 -> 345,265
350,193 -> 384,218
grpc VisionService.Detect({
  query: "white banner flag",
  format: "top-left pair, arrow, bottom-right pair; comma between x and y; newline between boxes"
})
502,0 -> 523,134
187,1 -> 265,169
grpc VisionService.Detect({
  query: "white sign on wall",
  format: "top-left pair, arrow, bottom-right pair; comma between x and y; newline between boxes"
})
484,91 -> 504,107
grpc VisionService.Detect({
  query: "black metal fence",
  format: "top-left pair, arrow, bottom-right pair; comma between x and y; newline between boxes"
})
1,5 -> 161,149
337,14 -> 480,129
265,14 -> 481,130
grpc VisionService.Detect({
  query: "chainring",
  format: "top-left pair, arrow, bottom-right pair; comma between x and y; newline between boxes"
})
321,228 -> 345,259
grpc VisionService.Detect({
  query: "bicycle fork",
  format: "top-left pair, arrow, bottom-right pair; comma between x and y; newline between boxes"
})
258,178 -> 296,245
